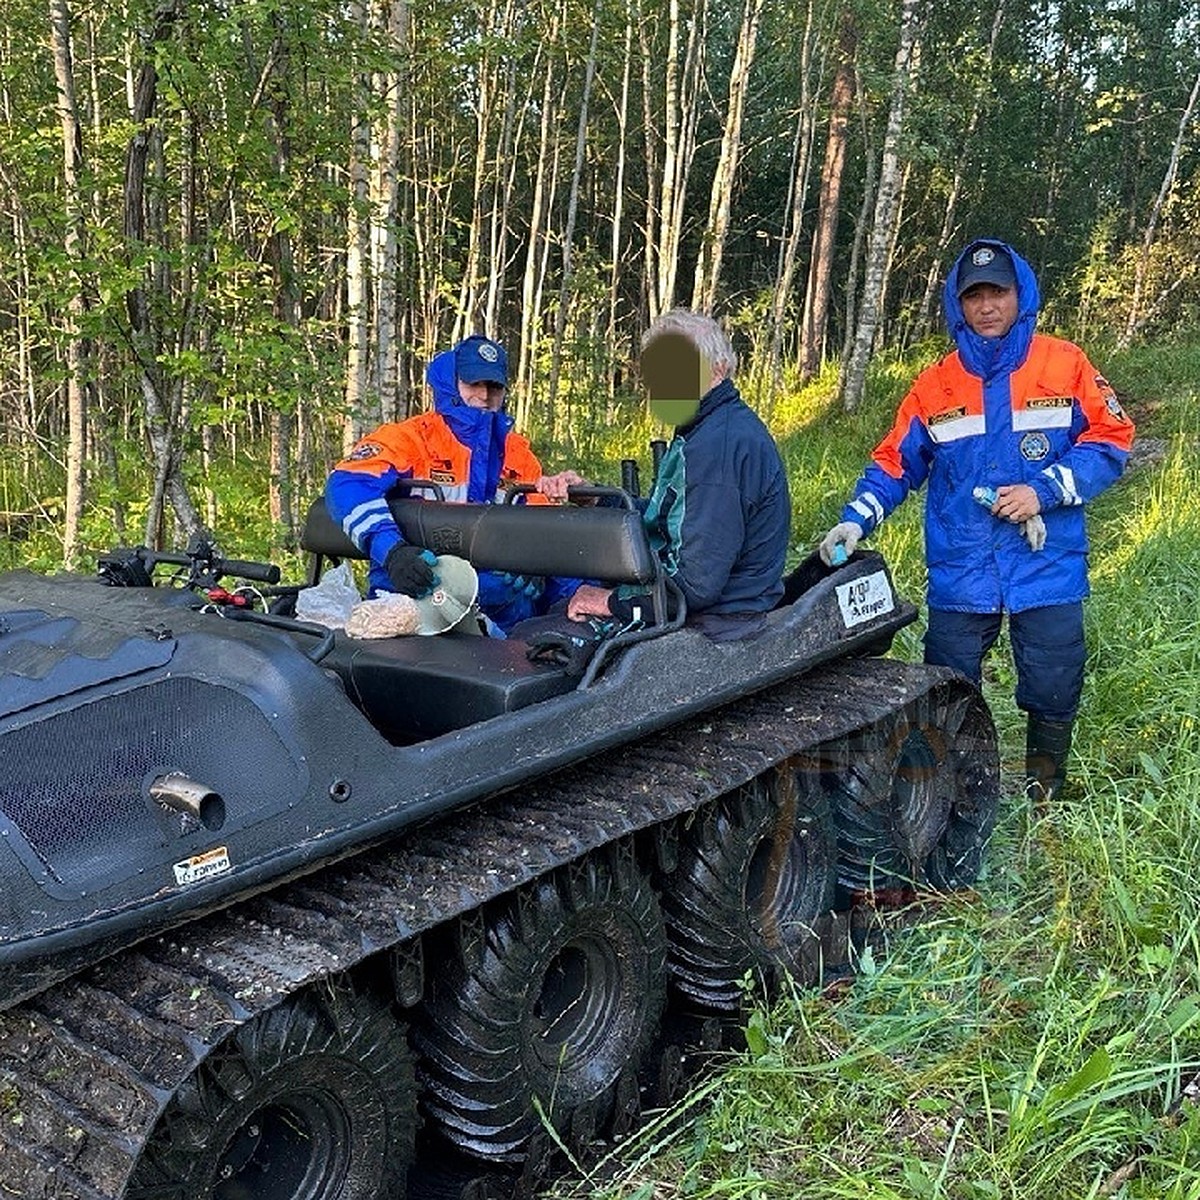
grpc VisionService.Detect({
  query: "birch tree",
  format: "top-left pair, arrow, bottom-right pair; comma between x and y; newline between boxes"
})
343,0 -> 373,448
646,0 -> 706,321
691,0 -> 764,311
1120,63 -> 1200,347
547,2 -> 602,427
122,0 -> 203,542
48,0 -> 88,565
839,0 -> 923,411
912,0 -> 1007,342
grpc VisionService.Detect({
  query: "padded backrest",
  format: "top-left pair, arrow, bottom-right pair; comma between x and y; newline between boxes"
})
302,496 -> 657,586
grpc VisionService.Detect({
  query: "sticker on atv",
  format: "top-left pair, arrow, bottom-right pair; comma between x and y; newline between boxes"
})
835,572 -> 895,628
173,846 -> 232,886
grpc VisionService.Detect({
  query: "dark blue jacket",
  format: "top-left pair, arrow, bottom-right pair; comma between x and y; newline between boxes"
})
634,377 -> 789,618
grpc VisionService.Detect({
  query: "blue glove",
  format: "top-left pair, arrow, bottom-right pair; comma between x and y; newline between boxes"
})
500,571 -> 544,600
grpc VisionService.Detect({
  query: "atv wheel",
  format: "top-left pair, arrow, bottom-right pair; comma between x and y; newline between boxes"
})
127,988 -> 416,1200
924,690 -> 1000,890
416,847 -> 667,1161
663,765 -> 838,1011
832,686 -> 997,899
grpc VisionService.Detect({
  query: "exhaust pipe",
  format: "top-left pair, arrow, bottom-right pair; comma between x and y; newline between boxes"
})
150,772 -> 226,830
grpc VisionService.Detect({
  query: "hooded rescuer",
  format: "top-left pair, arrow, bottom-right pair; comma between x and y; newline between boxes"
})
819,239 -> 1135,805
325,335 -> 585,634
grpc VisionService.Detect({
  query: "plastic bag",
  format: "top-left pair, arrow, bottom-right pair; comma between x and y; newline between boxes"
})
294,562 -> 361,629
345,594 -> 421,638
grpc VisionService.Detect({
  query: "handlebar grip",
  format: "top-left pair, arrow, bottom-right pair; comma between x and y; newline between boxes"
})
146,550 -> 193,568
219,558 -> 282,584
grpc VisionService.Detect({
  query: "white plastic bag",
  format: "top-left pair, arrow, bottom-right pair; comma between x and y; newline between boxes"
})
294,562 -> 361,629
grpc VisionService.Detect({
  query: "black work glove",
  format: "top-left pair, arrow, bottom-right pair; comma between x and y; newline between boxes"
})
383,544 -> 438,597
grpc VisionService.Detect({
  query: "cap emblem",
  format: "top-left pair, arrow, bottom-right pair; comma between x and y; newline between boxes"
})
972,247 -> 995,267
478,342 -> 499,362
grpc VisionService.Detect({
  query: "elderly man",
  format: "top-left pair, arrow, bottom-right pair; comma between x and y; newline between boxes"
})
568,308 -> 791,642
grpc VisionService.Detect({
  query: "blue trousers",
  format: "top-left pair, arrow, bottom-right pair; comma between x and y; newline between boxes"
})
923,603 -> 1085,723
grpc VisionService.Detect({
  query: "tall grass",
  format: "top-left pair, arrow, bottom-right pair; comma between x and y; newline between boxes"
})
558,345 -> 1200,1200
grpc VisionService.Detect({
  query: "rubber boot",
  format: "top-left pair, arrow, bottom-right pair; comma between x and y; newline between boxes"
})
1025,715 -> 1073,806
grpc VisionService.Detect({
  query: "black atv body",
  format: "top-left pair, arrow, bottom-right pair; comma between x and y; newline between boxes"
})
0,491 -> 999,1200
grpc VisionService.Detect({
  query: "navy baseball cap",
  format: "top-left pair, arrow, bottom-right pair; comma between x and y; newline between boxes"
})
956,243 -> 1016,296
455,335 -> 508,385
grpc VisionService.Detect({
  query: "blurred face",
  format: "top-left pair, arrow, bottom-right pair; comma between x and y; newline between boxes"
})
457,378 -> 507,411
961,283 -> 1019,338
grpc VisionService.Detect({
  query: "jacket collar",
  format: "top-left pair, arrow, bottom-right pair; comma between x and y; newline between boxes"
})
675,376 -> 738,435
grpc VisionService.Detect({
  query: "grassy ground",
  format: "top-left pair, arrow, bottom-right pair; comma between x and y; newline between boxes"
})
548,343 -> 1200,1200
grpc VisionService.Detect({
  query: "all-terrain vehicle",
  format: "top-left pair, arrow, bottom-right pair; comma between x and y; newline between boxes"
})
0,484 -> 999,1200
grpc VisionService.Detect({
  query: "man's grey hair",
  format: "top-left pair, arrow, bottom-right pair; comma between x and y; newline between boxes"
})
640,309 -> 737,377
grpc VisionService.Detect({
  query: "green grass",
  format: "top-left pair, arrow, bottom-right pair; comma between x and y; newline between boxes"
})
547,344 -> 1200,1200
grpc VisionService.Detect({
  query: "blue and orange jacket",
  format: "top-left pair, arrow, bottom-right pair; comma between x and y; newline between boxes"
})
840,240 -> 1134,613
326,351 -> 575,629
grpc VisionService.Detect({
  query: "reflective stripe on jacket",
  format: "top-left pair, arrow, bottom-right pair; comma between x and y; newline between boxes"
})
841,241 -> 1134,614
325,350 -> 544,602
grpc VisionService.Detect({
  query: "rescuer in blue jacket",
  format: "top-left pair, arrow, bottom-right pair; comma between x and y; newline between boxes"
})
820,239 -> 1135,803
326,335 -> 584,633
568,309 -> 790,642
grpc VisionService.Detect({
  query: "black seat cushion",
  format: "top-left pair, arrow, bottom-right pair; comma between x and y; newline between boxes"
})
321,630 -> 575,742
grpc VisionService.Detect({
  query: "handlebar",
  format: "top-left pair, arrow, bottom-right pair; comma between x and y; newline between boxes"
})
98,541 -> 281,588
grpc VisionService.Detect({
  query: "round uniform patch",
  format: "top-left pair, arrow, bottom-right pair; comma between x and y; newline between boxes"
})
1106,394 -> 1126,419
478,341 -> 500,362
1020,431 -> 1051,461
349,441 -> 383,461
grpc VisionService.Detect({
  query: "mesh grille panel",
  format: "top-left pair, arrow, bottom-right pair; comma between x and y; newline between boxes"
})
0,677 -> 301,888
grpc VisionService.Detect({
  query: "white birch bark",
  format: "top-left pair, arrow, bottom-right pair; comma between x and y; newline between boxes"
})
344,0 -> 374,449
767,0 -> 822,388
692,0 -> 764,311
913,0 -> 1007,341
1120,63 -> 1200,347
49,0 -> 87,566
839,0 -> 923,412
547,4 -> 602,424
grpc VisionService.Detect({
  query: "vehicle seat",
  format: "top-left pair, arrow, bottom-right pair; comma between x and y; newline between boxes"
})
300,495 -> 660,741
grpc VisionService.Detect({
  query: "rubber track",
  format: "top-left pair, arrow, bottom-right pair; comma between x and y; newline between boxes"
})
0,658 -> 974,1199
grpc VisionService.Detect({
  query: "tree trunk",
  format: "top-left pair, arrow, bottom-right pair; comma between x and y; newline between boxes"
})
49,0 -> 88,567
343,0 -> 373,450
797,11 -> 855,382
692,0 -> 764,311
547,2 -> 601,428
371,0 -> 409,422
607,0 -> 634,398
650,0 -> 706,319
266,7 -> 296,546
122,0 -> 202,543
516,19 -> 561,419
912,0 -> 1006,342
1120,63 -> 1200,347
838,0 -> 923,412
